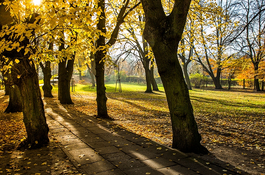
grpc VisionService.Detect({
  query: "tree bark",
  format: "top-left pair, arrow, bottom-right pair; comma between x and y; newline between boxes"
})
150,65 -> 159,91
142,36 -> 152,93
141,0 -> 207,153
40,61 -> 53,97
11,59 -> 49,148
86,63 -> 96,87
5,84 -> 22,113
95,0 -> 109,118
144,59 -> 152,93
58,34 -> 74,104
1,0 -> 49,148
254,63 -> 260,91
183,62 -> 192,90
58,59 -> 74,104
2,71 -> 10,95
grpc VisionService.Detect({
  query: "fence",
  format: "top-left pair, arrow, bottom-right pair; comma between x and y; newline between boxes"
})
196,79 -> 265,90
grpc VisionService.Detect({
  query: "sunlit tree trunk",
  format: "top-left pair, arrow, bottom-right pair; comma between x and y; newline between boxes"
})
150,64 -> 159,91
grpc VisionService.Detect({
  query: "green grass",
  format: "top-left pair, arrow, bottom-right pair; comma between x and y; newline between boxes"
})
50,82 -> 265,118
189,89 -> 265,117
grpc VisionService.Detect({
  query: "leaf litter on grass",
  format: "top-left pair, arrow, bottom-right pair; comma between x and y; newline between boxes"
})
69,89 -> 265,174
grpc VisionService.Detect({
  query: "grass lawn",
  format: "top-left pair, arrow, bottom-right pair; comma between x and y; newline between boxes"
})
67,83 -> 265,149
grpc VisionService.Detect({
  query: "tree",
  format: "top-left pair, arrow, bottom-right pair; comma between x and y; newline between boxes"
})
118,14 -> 159,92
95,0 -> 140,118
234,0 -> 265,91
39,42 -> 53,97
4,75 -> 22,113
0,0 -> 49,148
140,0 -> 207,153
58,31 -> 75,104
193,0 -> 238,89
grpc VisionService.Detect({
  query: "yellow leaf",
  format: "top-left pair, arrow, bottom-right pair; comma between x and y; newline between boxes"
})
15,59 -> 20,64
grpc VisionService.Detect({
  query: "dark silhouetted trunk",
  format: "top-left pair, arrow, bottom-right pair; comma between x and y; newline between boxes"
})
183,62 -> 192,90
58,59 -> 74,104
254,63 -> 260,91
144,60 -> 152,93
141,0 -> 207,153
5,84 -> 22,113
58,34 -> 74,104
13,60 -> 49,148
40,61 -> 53,97
95,0 -> 108,118
1,70 -> 10,95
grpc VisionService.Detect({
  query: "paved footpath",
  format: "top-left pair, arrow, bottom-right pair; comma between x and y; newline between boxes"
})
44,99 -> 247,175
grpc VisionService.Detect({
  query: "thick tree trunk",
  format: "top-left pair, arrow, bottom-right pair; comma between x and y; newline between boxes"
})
40,61 -> 53,97
58,32 -> 74,104
150,65 -> 159,91
5,84 -> 22,113
213,77 -> 222,89
12,60 -> 49,148
58,59 -> 74,104
141,0 -> 207,153
154,43 -> 206,153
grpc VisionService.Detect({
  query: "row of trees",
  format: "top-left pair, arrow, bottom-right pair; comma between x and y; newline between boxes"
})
178,0 -> 265,91
1,0 -> 263,153
0,0 -> 208,153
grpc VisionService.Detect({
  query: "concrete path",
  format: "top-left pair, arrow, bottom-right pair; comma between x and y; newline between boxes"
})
44,98 -> 247,175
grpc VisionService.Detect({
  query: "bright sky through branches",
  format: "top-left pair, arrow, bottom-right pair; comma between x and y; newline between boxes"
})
32,0 -> 41,6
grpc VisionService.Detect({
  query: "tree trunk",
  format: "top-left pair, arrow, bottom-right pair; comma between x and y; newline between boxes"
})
1,0 -> 49,149
2,71 -> 10,95
213,77 -> 222,89
12,60 -> 49,148
254,63 -> 260,91
58,59 -> 74,104
58,33 -> 74,104
40,61 -> 53,97
141,0 -> 207,153
95,53 -> 108,117
150,65 -> 159,91
95,0 -> 109,118
153,42 -> 206,153
142,35 -> 152,93
183,62 -> 192,90
5,84 -> 22,113
86,63 -> 96,87
144,61 -> 152,93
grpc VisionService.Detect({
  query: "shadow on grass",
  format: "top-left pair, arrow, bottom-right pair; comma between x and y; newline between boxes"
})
191,95 -> 265,114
